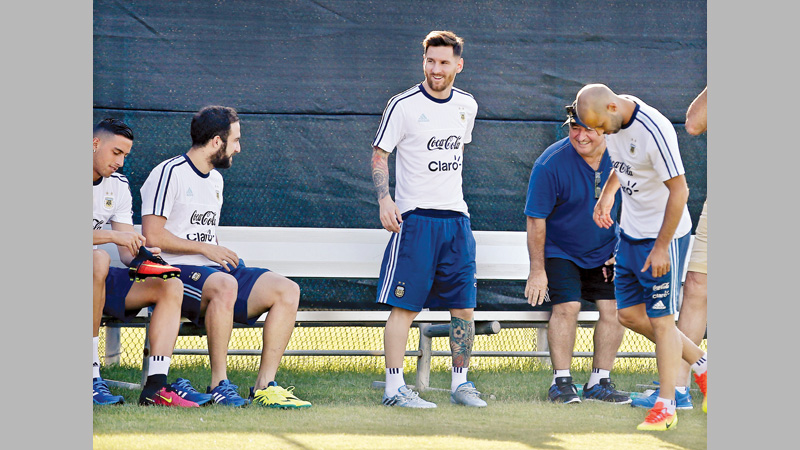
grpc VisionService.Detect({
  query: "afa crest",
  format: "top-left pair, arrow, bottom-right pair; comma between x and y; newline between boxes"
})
629,139 -> 637,156
394,285 -> 405,298
191,272 -> 201,281
103,192 -> 114,210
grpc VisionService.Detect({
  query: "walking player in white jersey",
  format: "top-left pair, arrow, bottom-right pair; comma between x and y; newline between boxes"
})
576,84 -> 707,431
371,30 -> 486,408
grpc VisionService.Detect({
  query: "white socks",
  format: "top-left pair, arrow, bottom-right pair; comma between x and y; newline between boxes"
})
385,367 -> 405,397
692,353 -> 708,375
586,368 -> 610,388
147,355 -> 171,377
93,336 -> 101,379
552,369 -> 571,385
451,367 -> 468,392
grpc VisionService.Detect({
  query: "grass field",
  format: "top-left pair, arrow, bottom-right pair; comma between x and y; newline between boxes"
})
93,365 -> 707,450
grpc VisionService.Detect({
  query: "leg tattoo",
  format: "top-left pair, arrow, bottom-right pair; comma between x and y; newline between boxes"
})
450,317 -> 475,368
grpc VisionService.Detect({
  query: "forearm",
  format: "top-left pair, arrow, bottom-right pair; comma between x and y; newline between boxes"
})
686,87 -> 707,135
526,217 -> 547,274
371,147 -> 391,201
600,170 -> 621,199
92,229 -> 116,246
654,177 -> 690,250
145,226 -> 213,257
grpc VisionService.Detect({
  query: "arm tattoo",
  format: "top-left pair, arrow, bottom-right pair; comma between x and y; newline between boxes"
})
450,317 -> 475,368
371,149 -> 390,200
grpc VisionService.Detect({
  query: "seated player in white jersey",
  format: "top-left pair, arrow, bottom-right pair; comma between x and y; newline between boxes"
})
576,84 -> 707,431
92,118 -> 198,408
371,30 -> 486,408
140,106 -> 311,409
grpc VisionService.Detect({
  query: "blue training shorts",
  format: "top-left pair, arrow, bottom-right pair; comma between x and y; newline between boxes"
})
614,231 -> 690,318
174,258 -> 270,326
376,209 -> 477,312
103,267 -> 139,322
545,258 -> 615,305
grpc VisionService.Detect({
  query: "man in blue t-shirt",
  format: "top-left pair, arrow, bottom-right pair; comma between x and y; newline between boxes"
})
524,103 -> 629,404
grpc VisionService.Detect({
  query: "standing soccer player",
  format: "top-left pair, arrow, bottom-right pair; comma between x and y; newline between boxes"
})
92,118 -> 198,407
576,84 -> 707,430
372,30 -> 486,408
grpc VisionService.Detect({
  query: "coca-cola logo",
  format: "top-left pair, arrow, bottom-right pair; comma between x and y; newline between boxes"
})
190,210 -> 218,226
427,135 -> 462,151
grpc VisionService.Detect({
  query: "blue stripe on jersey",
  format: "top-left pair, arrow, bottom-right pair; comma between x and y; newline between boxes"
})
452,87 -> 474,99
372,86 -> 423,148
635,110 -> 680,177
152,155 -> 187,217
110,173 -> 129,185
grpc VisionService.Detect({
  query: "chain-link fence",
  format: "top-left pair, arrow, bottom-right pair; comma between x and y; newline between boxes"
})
100,324 -> 707,373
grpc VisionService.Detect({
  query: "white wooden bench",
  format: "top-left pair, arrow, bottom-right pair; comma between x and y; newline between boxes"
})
101,226 -> 688,390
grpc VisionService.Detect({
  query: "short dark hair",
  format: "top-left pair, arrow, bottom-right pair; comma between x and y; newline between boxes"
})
190,105 -> 239,147
422,30 -> 464,58
93,118 -> 134,141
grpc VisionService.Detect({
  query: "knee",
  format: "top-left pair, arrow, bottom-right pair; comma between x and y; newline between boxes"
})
683,272 -> 707,299
551,302 -> 580,320
93,249 -> 110,281
160,277 -> 184,306
617,309 -> 639,330
205,275 -> 238,310
275,278 -> 300,310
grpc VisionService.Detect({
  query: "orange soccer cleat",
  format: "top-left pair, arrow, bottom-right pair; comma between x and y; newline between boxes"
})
128,246 -> 181,282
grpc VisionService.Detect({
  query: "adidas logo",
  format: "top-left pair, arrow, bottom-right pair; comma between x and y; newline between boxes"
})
418,114 -> 430,123
187,188 -> 193,197
652,300 -> 666,310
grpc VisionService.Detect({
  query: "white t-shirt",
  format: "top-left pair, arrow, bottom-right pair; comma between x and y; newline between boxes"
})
140,154 -> 223,266
372,83 -> 478,215
605,95 -> 692,240
93,173 -> 133,230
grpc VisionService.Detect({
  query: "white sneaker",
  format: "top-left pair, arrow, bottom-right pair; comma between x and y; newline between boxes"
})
381,385 -> 437,408
450,381 -> 487,407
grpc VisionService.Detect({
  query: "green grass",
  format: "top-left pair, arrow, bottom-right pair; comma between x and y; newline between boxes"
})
94,366 -> 707,450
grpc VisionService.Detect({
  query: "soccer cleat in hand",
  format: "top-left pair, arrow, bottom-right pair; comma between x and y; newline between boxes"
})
128,246 -> 181,282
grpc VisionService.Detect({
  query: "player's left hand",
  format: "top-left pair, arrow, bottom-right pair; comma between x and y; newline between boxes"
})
641,246 -> 670,278
602,257 -> 615,283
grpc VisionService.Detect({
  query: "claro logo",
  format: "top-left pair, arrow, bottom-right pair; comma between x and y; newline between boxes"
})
429,155 -> 462,172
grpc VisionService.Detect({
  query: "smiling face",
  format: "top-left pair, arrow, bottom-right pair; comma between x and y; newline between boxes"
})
422,45 -> 463,98
92,132 -> 133,180
567,123 -> 606,161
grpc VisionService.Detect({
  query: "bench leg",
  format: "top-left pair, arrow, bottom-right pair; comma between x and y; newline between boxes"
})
535,325 -> 551,369
140,322 -> 151,388
104,327 -> 122,366
415,323 -> 432,392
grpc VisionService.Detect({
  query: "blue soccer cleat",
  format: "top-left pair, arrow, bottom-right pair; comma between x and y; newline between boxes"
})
207,380 -> 250,407
93,377 -> 124,405
169,378 -> 213,406
631,383 -> 693,410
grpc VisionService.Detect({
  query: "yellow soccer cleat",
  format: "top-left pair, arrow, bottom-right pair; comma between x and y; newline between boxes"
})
637,401 -> 678,431
249,383 -> 312,409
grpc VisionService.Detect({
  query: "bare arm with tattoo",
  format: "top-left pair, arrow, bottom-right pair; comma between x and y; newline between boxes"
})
372,146 -> 403,233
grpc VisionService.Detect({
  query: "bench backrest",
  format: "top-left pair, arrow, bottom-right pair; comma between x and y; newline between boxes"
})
99,225 -> 530,281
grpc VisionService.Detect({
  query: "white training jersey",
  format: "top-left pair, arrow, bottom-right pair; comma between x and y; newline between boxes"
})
140,154 -> 223,266
372,83 -> 478,215
93,173 -> 133,231
605,95 -> 692,240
